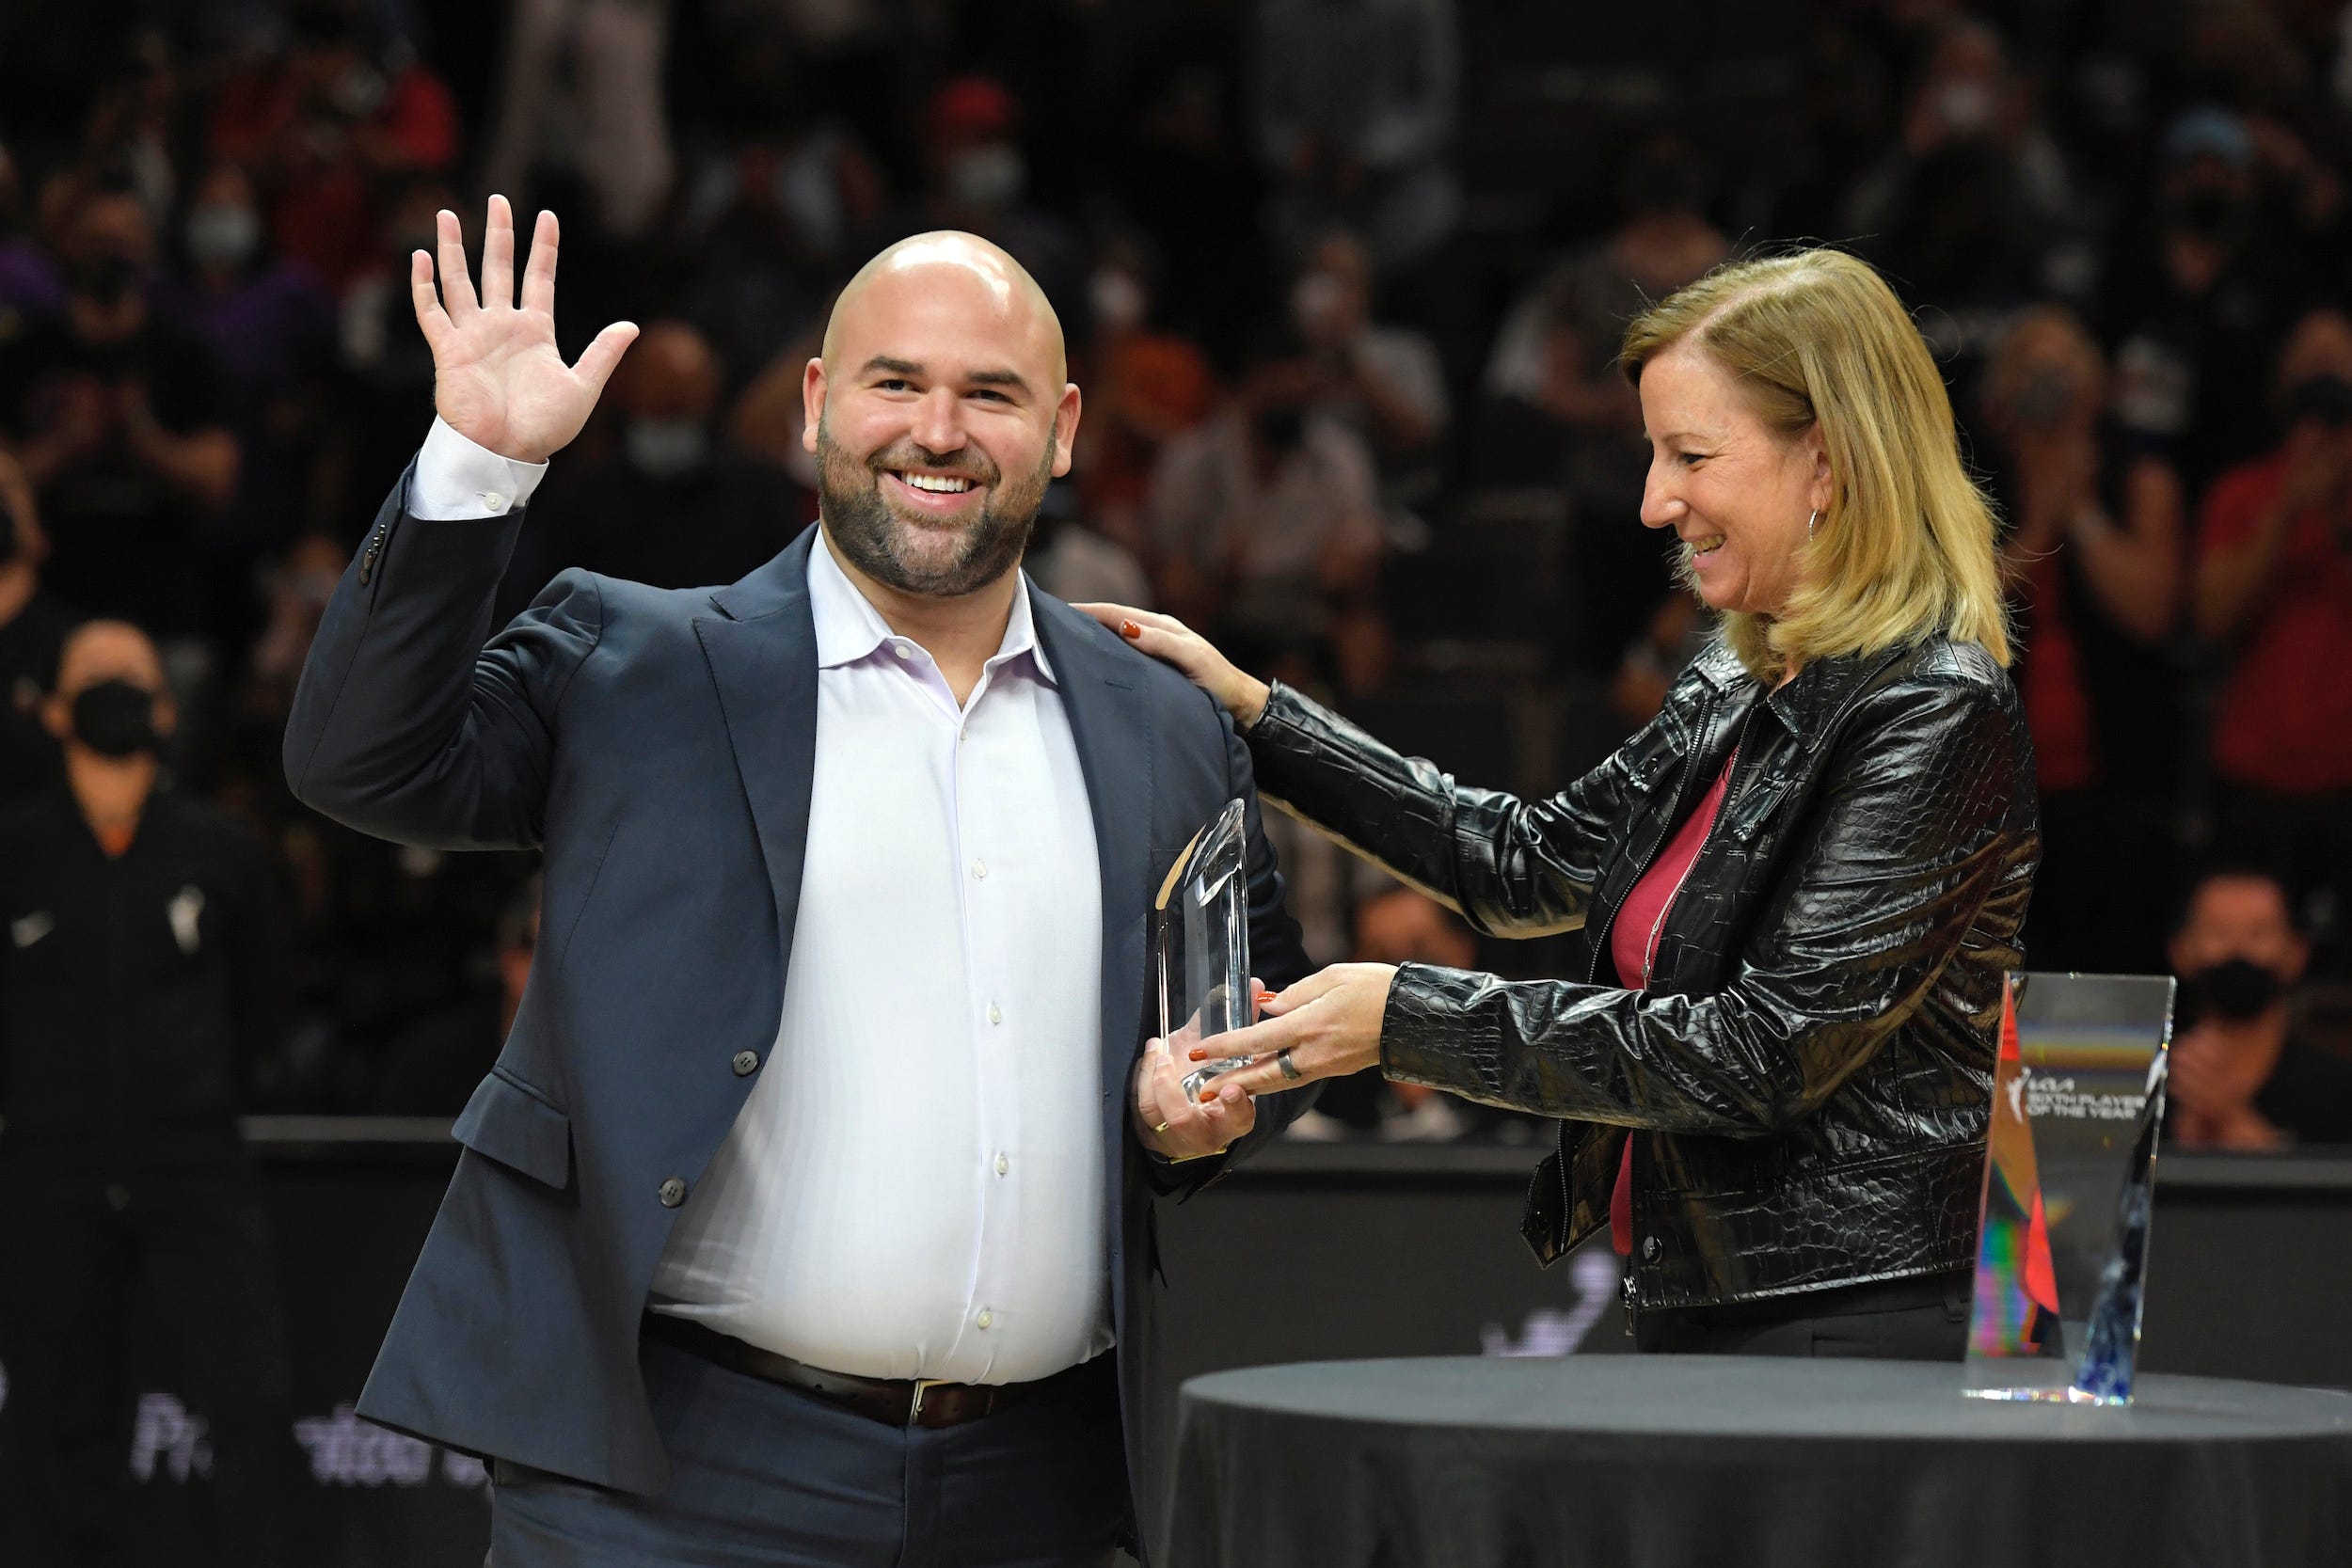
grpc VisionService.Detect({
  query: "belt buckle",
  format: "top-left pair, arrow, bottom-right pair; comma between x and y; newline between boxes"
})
908,1377 -> 949,1426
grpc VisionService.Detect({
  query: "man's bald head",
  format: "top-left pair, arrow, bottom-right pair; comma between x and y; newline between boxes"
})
801,231 -> 1082,601
821,231 -> 1066,388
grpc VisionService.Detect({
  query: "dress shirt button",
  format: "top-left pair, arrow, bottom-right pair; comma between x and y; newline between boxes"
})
971,859 -> 988,879
481,493 -> 511,514
105,1183 -> 131,1212
987,1003 -> 1003,1025
731,1050 -> 760,1076
892,641 -> 912,660
995,1153 -> 1009,1177
976,1308 -> 993,1330
659,1177 -> 688,1208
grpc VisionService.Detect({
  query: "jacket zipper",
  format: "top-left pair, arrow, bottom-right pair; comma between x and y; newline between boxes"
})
1558,690 -> 1718,1254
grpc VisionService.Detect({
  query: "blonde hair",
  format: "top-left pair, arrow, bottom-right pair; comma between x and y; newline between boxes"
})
1620,248 -> 2010,681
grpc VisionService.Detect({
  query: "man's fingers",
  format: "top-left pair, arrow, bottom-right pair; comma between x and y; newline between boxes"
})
482,195 -> 516,310
520,209 -> 560,315
435,209 -> 478,317
574,321 -> 641,396
409,249 -> 453,349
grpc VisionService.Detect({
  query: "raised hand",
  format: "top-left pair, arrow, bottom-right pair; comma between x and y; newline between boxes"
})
411,196 -> 638,465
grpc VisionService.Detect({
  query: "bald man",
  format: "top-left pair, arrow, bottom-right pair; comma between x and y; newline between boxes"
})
283,199 -> 1308,1566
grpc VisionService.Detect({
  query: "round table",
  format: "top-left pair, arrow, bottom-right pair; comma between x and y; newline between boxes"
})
1168,1356 -> 2352,1568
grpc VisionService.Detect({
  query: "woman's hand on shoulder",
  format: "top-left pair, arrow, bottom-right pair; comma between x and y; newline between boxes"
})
1073,604 -> 1272,730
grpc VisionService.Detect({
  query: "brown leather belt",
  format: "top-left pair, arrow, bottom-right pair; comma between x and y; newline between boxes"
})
641,1312 -> 1087,1430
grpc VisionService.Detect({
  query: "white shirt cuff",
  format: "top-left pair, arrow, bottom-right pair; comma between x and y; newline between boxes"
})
408,417 -> 550,520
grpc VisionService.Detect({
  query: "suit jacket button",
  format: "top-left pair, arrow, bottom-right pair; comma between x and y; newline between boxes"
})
1641,1235 -> 1661,1262
659,1178 -> 688,1208
731,1050 -> 760,1076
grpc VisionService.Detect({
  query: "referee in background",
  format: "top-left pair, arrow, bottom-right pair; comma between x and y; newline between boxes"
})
0,618 -> 302,1567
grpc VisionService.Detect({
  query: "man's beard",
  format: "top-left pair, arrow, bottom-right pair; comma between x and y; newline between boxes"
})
817,421 -> 1054,597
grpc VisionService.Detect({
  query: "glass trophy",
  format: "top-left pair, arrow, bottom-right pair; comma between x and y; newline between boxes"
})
1963,972 -> 2175,1405
1155,799 -> 1256,1101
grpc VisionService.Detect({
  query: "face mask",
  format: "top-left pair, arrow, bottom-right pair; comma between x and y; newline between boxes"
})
68,253 -> 141,309
1090,268 -> 1146,334
2172,185 -> 2244,241
2285,373 -> 2352,429
2009,366 -> 2079,430
2190,957 -> 2285,1022
1252,404 -> 1308,455
70,679 -> 160,758
186,204 -> 262,273
625,418 -> 710,479
1932,80 -> 1997,137
946,144 -> 1025,211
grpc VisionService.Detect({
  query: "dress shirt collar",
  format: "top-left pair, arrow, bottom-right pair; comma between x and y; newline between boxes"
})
806,523 -> 1057,687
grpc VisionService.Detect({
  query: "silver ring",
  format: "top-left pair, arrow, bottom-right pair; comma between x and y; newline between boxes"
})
1277,1048 -> 1303,1083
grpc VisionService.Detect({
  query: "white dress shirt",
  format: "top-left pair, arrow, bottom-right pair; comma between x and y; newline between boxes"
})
417,420 -> 1112,1383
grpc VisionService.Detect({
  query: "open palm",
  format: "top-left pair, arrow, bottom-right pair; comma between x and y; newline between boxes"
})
413,196 -> 637,465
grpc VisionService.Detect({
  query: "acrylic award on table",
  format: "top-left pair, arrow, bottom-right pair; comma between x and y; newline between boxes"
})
1155,799 -> 1256,1102
1963,971 -> 2176,1405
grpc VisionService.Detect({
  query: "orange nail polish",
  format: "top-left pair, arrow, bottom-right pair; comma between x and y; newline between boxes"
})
1120,619 -> 1142,639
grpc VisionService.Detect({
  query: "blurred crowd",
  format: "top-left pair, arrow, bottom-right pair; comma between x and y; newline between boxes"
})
5,0 -> 2352,1148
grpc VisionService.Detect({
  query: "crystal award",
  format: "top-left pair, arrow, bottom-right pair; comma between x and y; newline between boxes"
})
1963,972 -> 2175,1405
1155,799 -> 1256,1102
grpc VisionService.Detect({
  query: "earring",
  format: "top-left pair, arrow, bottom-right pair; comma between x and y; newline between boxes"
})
1806,508 -> 1820,542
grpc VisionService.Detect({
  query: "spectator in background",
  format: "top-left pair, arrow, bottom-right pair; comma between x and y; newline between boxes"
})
2167,865 -> 2352,1150
0,139 -> 64,321
1073,238 -> 1218,550
169,159 -> 337,654
2193,307 -> 2352,968
2107,107 -> 2312,496
332,176 -> 453,527
207,0 -> 460,293
1290,886 -> 1499,1142
0,182 -> 238,641
1290,230 -> 1448,505
372,874 -> 539,1115
897,76 -> 1089,340
1025,481 -> 1152,613
506,319 -> 802,617
0,451 -> 79,806
1145,324 -> 1387,691
1480,132 -> 1726,671
1252,0 -> 1461,272
0,618 -> 303,1567
1980,307 -> 2185,975
1843,15 -> 2090,366
481,0 -> 677,245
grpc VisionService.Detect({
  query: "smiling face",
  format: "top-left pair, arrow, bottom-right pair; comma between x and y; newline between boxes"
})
1637,341 -> 1831,618
803,233 -> 1080,598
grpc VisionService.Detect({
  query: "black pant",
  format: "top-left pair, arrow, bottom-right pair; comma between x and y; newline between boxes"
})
0,1172 -> 305,1568
487,1337 -> 1128,1567
1631,1271 -> 1973,1359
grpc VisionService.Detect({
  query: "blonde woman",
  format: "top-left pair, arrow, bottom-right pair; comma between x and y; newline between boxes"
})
1083,249 -> 2039,1357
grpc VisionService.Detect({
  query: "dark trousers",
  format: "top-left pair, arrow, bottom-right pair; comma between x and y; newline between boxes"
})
1631,1270 -> 1973,1359
487,1336 -> 1130,1568
0,1172 -> 304,1568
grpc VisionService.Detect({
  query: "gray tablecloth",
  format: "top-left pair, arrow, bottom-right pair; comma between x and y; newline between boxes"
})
1168,1356 -> 2352,1568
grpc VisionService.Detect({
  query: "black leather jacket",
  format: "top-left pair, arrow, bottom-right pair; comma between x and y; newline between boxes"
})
1245,635 -> 2039,1313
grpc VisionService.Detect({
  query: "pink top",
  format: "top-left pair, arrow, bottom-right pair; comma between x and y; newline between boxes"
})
1607,754 -> 1737,1256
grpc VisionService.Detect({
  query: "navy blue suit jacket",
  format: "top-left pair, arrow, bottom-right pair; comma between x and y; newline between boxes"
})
282,471 -> 1309,1518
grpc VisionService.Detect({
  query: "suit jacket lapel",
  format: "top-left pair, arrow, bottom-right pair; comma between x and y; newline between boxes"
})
694,528 -> 821,974
1030,591 -> 1152,1101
